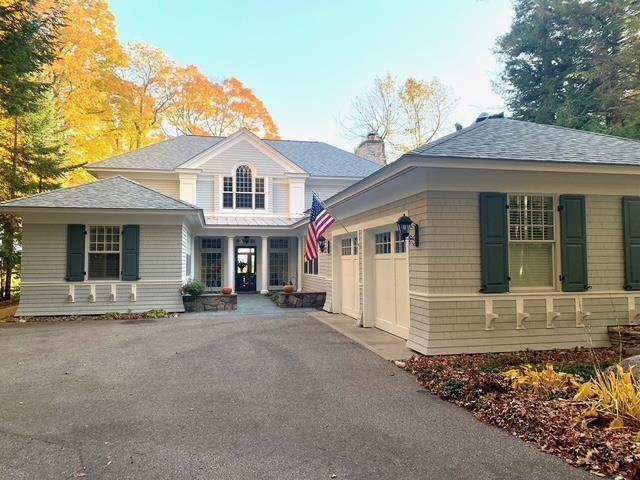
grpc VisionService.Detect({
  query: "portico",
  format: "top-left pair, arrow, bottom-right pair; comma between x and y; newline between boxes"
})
192,233 -> 303,294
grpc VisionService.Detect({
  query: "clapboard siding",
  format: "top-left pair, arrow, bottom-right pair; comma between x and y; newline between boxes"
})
17,223 -> 183,316
199,139 -> 285,176
196,177 -> 215,214
302,252 -> 332,311
304,181 -> 356,210
272,181 -> 289,215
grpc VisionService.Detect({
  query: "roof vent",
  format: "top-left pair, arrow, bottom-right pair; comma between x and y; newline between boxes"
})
476,112 -> 505,123
454,123 -> 463,131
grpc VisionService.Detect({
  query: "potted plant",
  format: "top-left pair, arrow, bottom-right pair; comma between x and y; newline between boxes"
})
180,280 -> 206,297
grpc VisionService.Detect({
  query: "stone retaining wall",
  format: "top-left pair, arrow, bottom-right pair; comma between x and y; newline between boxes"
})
276,292 -> 326,309
183,294 -> 237,312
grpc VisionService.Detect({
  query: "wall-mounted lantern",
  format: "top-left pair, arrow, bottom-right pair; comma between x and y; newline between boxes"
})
396,214 -> 419,247
318,236 -> 331,254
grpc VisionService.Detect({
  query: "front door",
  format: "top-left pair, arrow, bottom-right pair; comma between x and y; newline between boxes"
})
236,246 -> 257,292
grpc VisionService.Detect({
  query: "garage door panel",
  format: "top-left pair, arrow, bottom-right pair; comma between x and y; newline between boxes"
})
371,228 -> 410,339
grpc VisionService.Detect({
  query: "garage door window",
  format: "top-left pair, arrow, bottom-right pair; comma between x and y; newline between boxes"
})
341,238 -> 352,256
375,232 -> 392,254
394,231 -> 406,253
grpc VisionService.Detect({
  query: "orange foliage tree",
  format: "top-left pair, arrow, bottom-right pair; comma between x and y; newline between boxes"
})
36,0 -> 279,180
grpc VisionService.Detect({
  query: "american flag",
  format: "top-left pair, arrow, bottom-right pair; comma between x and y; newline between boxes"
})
304,194 -> 336,261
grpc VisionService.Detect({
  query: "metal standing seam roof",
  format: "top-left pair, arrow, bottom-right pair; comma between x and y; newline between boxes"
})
88,135 -> 382,178
409,117 -> 640,165
0,176 -> 200,210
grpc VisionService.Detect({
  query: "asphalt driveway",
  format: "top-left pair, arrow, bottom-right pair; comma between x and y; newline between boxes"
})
0,310 -> 595,479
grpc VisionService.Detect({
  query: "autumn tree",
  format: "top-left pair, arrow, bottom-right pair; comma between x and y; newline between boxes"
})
40,0 -> 128,174
399,78 -> 454,150
165,67 -> 279,139
342,74 -> 456,161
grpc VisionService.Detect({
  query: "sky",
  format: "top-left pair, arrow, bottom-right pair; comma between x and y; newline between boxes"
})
109,0 -> 515,151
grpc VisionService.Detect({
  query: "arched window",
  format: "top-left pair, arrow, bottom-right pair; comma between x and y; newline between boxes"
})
223,165 -> 265,209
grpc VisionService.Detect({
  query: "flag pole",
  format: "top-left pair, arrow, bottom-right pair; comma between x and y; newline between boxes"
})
310,190 -> 358,244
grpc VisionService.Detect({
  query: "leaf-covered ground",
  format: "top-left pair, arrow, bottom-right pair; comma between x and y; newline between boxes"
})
403,348 -> 640,479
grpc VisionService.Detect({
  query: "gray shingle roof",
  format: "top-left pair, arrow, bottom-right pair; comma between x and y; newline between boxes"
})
0,176 -> 199,210
410,118 -> 640,165
89,135 -> 381,178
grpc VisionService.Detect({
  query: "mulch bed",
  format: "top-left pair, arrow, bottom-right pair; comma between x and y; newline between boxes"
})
402,348 -> 640,479
2,310 -> 173,323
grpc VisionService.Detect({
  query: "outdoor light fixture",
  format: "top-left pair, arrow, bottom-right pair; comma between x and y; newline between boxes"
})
396,214 -> 419,247
318,236 -> 330,254
242,235 -> 251,244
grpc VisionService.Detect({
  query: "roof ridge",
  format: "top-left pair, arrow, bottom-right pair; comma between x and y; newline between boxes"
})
503,117 -> 640,144
410,120 -> 488,154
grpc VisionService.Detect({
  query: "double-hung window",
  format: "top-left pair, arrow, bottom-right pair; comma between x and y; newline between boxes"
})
88,226 -> 120,280
508,194 -> 556,289
223,165 -> 266,210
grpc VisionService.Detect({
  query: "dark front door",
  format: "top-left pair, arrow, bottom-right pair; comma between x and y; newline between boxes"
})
235,246 -> 257,292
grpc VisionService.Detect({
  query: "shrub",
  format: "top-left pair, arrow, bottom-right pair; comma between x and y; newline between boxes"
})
146,308 -> 168,319
442,379 -> 465,399
181,281 -> 206,297
503,364 -> 582,397
574,365 -> 640,429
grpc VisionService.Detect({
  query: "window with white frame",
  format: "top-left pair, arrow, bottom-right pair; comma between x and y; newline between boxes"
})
508,194 -> 556,288
222,165 -> 265,210
304,257 -> 318,275
341,238 -> 352,256
269,238 -> 289,286
88,226 -> 120,280
200,238 -> 223,289
374,232 -> 392,254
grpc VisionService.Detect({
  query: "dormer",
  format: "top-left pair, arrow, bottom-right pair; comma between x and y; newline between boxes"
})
176,129 -> 309,217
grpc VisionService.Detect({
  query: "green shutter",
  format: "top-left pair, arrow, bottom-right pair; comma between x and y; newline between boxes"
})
559,195 -> 589,292
623,196 -> 640,291
66,224 -> 85,281
479,192 -> 509,293
121,225 -> 140,281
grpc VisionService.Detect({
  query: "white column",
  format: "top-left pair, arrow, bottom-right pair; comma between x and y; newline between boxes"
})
260,236 -> 269,294
227,236 -> 235,293
297,236 -> 303,292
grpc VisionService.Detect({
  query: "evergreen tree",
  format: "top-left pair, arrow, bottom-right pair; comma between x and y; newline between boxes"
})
0,0 -> 72,300
496,0 -> 640,137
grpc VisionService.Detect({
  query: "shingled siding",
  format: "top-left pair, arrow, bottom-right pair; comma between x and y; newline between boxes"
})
17,223 -> 183,316
406,191 -> 634,355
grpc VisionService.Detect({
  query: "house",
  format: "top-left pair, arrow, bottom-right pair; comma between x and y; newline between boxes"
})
311,117 -> 640,354
3,117 -> 640,356
0,129 -> 381,316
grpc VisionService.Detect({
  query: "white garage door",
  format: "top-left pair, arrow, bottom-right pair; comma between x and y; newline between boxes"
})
340,237 -> 359,319
372,230 -> 410,339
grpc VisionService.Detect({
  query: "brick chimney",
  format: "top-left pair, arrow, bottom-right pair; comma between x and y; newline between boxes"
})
355,132 -> 386,165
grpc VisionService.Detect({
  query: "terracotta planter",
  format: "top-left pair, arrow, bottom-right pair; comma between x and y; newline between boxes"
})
222,287 -> 233,295
283,285 -> 295,294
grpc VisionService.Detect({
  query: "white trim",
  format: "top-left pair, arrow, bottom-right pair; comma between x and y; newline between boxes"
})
24,280 -> 181,286
408,290 -> 638,300
178,129 -> 308,175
